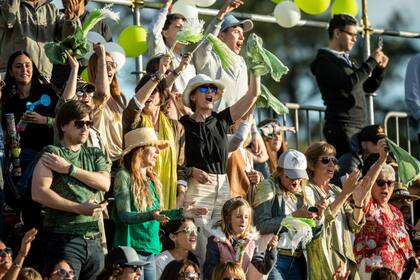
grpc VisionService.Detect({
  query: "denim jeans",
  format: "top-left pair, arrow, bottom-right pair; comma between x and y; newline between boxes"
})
43,232 -> 104,280
137,251 -> 156,280
268,254 -> 307,280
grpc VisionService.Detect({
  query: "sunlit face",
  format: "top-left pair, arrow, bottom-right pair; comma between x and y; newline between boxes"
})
313,153 -> 337,181
336,24 -> 358,52
119,265 -> 142,280
171,220 -> 198,251
230,206 -> 250,237
105,55 -> 116,84
9,54 -> 32,85
222,269 -> 242,280
279,170 -> 303,193
219,26 -> 245,54
49,261 -> 74,280
268,129 -> 284,152
141,145 -> 160,168
0,242 -> 12,274
371,171 -> 395,205
144,90 -> 161,114
190,84 -> 218,111
177,265 -> 199,280
61,115 -> 91,145
163,19 -> 185,49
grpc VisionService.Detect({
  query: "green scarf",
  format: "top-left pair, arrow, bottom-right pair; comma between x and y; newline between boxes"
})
387,139 -> 420,186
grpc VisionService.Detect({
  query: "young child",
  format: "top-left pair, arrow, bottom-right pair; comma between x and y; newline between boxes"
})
203,197 -> 278,280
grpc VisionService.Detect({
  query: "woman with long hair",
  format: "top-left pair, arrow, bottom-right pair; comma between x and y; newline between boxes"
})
160,259 -> 200,280
87,43 -> 126,166
42,259 -> 74,280
112,128 -> 207,280
1,51 -> 58,197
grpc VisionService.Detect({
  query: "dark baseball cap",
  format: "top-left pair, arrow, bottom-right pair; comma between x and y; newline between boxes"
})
106,246 -> 150,267
358,124 -> 386,143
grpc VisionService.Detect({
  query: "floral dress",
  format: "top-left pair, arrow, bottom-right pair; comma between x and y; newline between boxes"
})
353,199 -> 414,273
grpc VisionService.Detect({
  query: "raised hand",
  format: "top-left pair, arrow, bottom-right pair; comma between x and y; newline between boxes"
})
218,0 -> 244,19
152,209 -> 170,224
175,52 -> 192,74
342,170 -> 361,196
183,201 -> 209,218
352,175 -> 372,208
19,228 -> 38,258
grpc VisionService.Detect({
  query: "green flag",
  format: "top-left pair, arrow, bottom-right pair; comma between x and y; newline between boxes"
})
387,139 -> 420,186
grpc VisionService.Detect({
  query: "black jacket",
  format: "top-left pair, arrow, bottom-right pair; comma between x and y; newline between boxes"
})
310,49 -> 384,126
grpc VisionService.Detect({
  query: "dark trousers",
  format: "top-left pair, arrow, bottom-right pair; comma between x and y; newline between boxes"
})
323,122 -> 362,158
42,232 -> 104,280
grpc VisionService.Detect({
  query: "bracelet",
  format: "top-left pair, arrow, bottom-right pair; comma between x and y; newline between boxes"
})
150,72 -> 165,83
172,69 -> 181,76
354,204 -> 363,209
68,164 -> 77,177
47,117 -> 53,127
12,263 -> 22,268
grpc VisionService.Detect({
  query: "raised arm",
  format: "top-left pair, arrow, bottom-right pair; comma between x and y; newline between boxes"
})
61,54 -> 79,102
229,74 -> 261,122
31,159 -> 106,215
147,0 -> 171,56
92,43 -> 111,106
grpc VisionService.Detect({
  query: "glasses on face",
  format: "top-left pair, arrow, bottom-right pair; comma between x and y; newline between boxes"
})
376,179 -> 395,187
0,247 -> 12,257
75,90 -> 94,97
73,120 -> 94,129
339,29 -> 358,39
319,156 -> 338,165
179,271 -> 200,280
197,85 -> 217,94
51,268 -> 75,278
223,278 -> 241,280
174,225 -> 199,235
106,61 -> 117,70
122,265 -> 141,272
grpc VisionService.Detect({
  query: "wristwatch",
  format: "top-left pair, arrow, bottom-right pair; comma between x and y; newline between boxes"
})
150,72 -> 165,83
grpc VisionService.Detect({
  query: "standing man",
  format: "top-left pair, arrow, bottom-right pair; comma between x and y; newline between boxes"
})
405,53 -> 420,160
31,100 -> 111,280
311,14 -> 388,158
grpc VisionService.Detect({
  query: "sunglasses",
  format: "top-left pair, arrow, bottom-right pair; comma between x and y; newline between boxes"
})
75,90 -> 94,97
376,179 -> 395,187
51,268 -> 75,278
74,120 -> 94,129
179,271 -> 200,280
223,278 -> 241,280
0,247 -> 12,257
174,225 -> 199,235
106,61 -> 117,69
197,86 -> 217,94
122,265 -> 141,272
320,156 -> 338,165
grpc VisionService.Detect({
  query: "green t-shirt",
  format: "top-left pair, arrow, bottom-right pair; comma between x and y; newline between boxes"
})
41,144 -> 111,236
112,168 -> 182,254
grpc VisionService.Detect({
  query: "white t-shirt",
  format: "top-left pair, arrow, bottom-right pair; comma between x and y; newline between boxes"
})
155,250 -> 175,280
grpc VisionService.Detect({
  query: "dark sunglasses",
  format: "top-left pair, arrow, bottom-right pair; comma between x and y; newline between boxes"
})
122,265 -> 141,272
197,86 -> 217,94
223,278 -> 241,280
76,90 -> 94,97
106,61 -> 117,69
74,120 -> 94,129
320,156 -> 338,165
179,271 -> 199,280
376,179 -> 395,187
0,247 -> 12,257
51,268 -> 75,278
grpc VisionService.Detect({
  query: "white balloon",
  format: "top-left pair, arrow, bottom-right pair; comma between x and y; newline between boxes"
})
104,42 -> 126,71
86,31 -> 106,44
172,1 -> 199,20
273,1 -> 301,28
194,0 -> 216,7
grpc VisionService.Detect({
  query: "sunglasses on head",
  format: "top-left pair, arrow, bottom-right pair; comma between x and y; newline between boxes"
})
376,179 -> 395,187
75,90 -> 94,97
74,120 -> 94,129
179,271 -> 200,280
174,225 -> 199,235
0,247 -> 12,257
320,156 -> 338,165
51,268 -> 75,278
197,85 -> 217,94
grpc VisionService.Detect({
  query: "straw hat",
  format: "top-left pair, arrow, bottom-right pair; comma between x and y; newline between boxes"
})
182,74 -> 225,108
123,128 -> 169,156
390,184 -> 420,202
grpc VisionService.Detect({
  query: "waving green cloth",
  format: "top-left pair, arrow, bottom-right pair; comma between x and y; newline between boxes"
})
387,139 -> 420,186
257,84 -> 289,115
245,33 -> 289,81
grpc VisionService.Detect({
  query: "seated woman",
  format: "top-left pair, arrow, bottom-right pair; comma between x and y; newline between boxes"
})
353,139 -> 415,279
304,141 -> 370,280
211,262 -> 246,280
253,149 -> 326,280
180,72 -> 261,261
42,259 -> 75,280
112,128 -> 207,280
1,51 -> 58,195
160,259 -> 200,280
156,219 -> 199,279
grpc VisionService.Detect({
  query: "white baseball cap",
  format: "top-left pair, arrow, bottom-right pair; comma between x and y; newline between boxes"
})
278,150 -> 308,179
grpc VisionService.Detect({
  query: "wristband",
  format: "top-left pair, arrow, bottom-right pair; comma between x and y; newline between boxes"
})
150,72 -> 165,83
354,204 -> 363,209
68,164 -> 77,177
47,117 -> 53,127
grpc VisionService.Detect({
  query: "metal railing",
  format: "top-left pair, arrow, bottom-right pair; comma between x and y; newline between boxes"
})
384,112 -> 412,154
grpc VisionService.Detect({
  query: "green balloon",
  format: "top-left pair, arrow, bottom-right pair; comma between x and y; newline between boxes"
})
80,68 -> 90,83
272,0 -> 285,4
331,0 -> 358,17
118,25 -> 148,58
294,0 -> 331,15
